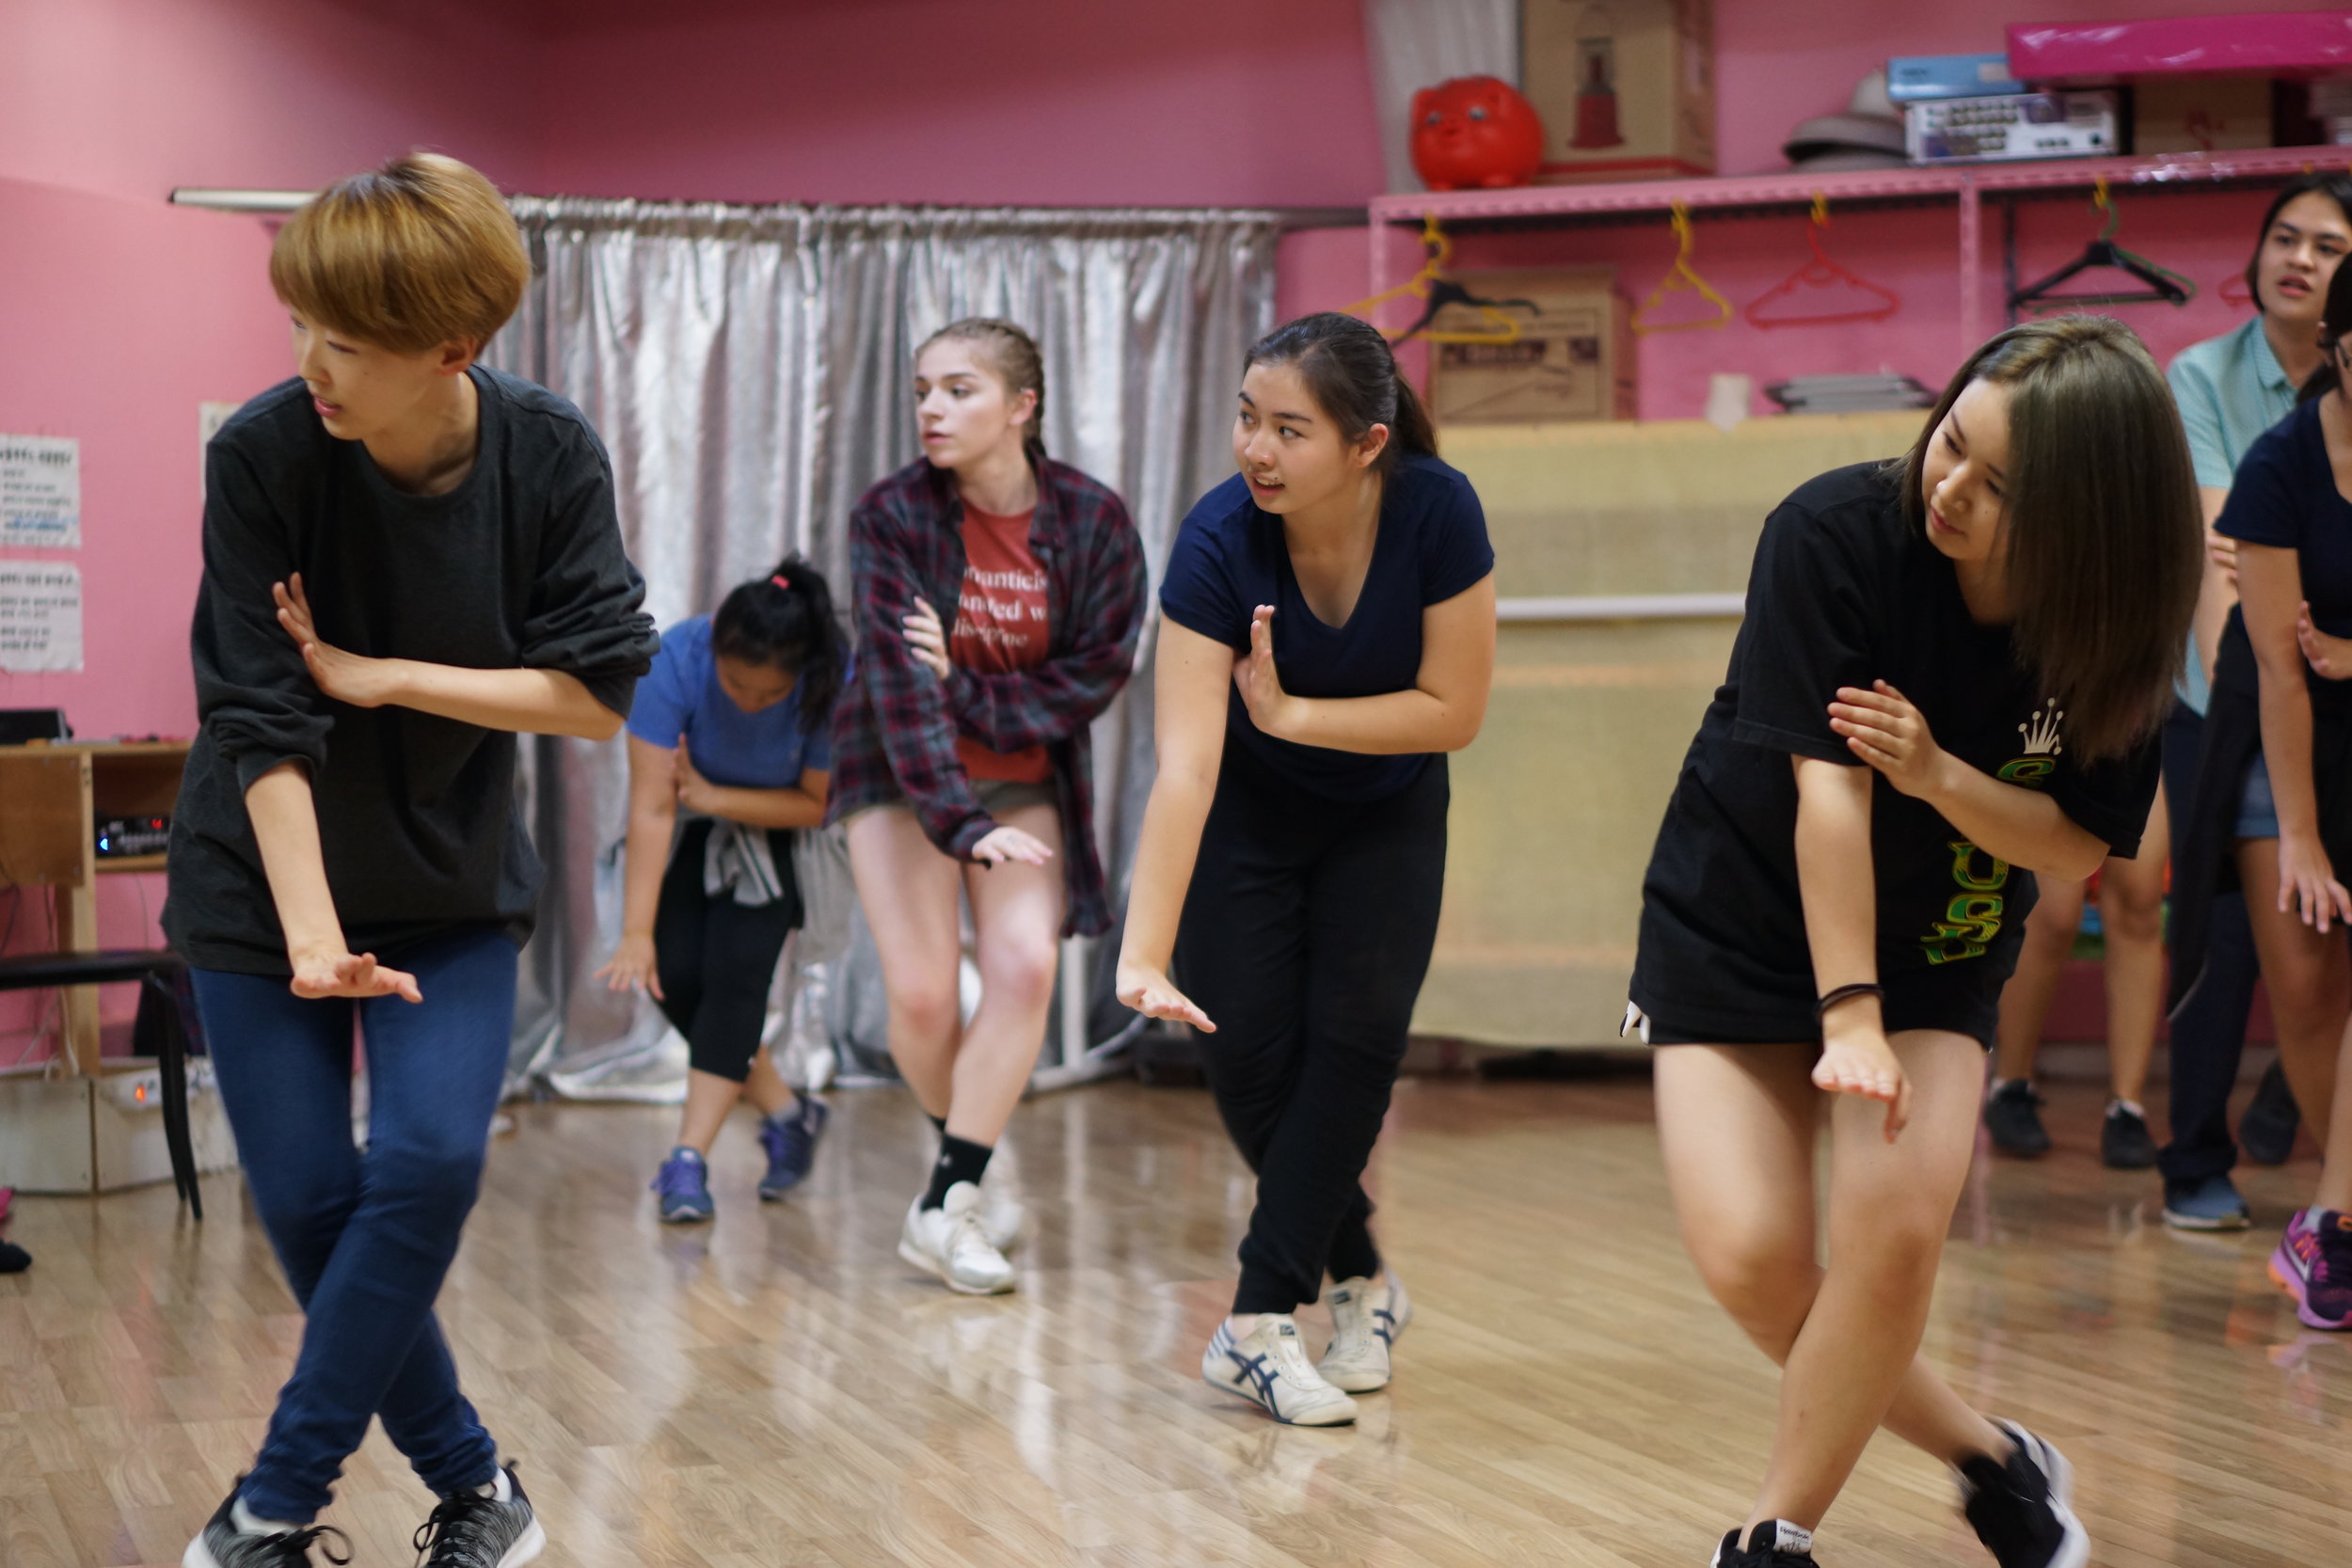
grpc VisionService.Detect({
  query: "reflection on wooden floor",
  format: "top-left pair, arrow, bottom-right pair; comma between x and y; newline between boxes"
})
6,1072 -> 2351,1566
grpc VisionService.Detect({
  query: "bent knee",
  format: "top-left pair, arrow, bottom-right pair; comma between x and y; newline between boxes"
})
977,939 -> 1060,1011
887,978 -> 962,1042
1687,1233 -> 1820,1342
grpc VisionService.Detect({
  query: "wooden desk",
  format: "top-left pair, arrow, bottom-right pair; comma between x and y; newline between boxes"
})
0,740 -> 188,1075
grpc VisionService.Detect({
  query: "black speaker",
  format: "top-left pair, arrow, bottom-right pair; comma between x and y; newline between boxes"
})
0,708 -> 69,744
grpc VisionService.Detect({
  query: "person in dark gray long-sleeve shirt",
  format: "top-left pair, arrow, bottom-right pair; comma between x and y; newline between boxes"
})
167,153 -> 655,1568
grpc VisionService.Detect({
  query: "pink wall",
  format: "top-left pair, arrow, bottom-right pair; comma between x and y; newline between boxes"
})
528,0 -> 1385,208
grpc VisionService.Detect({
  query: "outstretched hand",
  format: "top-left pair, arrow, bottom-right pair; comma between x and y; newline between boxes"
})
1812,1025 -> 1910,1142
1116,959 -> 1216,1033
289,945 -> 422,1003
275,574 -> 403,707
971,824 -> 1056,867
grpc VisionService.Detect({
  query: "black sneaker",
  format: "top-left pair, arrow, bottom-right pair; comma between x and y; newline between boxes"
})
412,1463 -> 546,1568
1958,1420 -> 2089,1568
1984,1080 -> 2052,1157
1709,1520 -> 1819,1566
2241,1060 -> 2300,1165
0,1241 -> 27,1274
2100,1102 -> 2157,1169
184,1482 -> 351,1568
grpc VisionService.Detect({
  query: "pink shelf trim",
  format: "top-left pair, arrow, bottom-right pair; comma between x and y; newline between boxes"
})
1367,144 -> 2352,226
2010,13 -> 2352,82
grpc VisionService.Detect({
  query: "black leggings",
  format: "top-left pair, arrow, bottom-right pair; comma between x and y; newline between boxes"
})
653,819 -> 803,1084
1174,743 -> 1449,1315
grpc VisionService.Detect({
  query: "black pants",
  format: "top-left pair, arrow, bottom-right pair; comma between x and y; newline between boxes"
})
1174,743 -> 1449,1315
2159,701 -> 2264,1187
653,819 -> 803,1084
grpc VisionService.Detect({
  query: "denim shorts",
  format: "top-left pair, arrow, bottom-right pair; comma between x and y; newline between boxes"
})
2235,752 -> 2280,840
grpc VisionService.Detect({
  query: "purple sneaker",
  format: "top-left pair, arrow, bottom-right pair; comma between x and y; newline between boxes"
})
652,1147 -> 714,1224
2272,1207 -> 2352,1329
756,1093 -> 829,1200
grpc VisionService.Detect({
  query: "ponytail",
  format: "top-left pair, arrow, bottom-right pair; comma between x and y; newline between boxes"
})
709,554 -> 847,734
2304,253 -> 2352,405
1245,311 -> 1436,474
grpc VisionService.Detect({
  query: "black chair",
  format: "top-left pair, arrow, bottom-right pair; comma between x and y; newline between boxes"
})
0,949 -> 205,1218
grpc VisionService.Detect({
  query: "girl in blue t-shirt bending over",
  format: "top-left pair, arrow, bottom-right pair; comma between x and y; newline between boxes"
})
597,560 -> 848,1223
1119,312 -> 1497,1428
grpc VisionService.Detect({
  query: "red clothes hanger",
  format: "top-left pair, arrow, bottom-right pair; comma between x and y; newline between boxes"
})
1744,196 -> 1900,329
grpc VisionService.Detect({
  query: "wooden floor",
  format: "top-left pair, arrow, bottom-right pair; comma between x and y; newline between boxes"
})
6,1070 -> 2350,1567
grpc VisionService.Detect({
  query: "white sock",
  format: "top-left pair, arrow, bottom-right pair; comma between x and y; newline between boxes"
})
230,1497 -> 301,1536
471,1466 -> 513,1503
2108,1098 -> 2146,1119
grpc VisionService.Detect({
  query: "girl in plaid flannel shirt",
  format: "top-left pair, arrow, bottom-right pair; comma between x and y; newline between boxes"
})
827,320 -> 1147,1294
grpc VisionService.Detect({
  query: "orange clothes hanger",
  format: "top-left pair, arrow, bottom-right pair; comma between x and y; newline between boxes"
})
1338,214 -> 1535,345
1744,196 -> 1900,329
1633,203 -> 1734,335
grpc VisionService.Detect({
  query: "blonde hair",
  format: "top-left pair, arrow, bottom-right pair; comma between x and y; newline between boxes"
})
917,318 -> 1047,460
270,152 -> 530,354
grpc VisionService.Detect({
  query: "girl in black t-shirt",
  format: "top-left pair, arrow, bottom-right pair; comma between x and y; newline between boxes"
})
1629,317 -> 2200,1568
1118,313 -> 1496,1428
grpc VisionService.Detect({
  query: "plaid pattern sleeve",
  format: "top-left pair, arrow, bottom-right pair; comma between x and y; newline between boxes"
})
834,472 -> 993,860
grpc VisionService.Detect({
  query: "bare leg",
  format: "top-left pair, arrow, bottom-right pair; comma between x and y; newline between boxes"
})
2236,837 -> 2348,1151
846,807 -> 967,1121
1656,1039 -> 2007,1539
1993,878 -> 2084,1085
741,1048 -> 795,1117
2098,800 -> 2169,1106
672,1051 -> 796,1156
949,801 -> 1067,1146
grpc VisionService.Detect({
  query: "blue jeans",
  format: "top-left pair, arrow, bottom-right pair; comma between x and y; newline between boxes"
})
192,927 -> 514,1522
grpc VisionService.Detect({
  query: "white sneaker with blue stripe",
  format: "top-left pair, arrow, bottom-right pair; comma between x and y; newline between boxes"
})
1318,1274 -> 1410,1392
1200,1315 -> 1356,1426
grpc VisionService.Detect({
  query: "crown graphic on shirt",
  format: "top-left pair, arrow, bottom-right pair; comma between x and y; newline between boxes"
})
2018,700 -> 2065,757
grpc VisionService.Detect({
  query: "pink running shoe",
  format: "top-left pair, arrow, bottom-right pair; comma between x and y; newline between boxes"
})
2270,1208 -> 2352,1330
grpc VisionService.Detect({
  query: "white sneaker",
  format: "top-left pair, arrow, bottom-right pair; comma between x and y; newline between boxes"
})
1317,1274 -> 1411,1393
1200,1316 -> 1357,1426
898,1182 -> 1015,1295
977,1186 -> 1026,1254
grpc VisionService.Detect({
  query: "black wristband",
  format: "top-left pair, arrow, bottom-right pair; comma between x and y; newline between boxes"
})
1815,982 -> 1884,1019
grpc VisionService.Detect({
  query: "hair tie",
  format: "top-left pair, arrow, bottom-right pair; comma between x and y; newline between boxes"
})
771,573 -> 790,590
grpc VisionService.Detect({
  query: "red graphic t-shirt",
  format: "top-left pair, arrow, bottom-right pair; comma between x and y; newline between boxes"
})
952,505 -> 1054,784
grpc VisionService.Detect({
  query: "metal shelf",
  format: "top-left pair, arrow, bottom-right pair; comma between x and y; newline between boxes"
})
1368,144 -> 2352,355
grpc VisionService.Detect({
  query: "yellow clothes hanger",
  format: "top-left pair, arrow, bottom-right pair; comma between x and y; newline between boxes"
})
1633,203 -> 1734,335
1335,216 -> 1532,344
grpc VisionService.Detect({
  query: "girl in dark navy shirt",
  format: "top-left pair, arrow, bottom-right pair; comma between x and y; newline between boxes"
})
2179,256 -> 2352,1333
1630,317 -> 2200,1568
1119,313 -> 1496,1427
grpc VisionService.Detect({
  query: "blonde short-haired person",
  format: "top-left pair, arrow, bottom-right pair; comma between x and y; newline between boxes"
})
167,154 -> 656,1568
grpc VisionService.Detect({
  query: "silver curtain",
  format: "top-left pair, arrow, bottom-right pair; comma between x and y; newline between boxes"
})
484,198 -> 1280,1098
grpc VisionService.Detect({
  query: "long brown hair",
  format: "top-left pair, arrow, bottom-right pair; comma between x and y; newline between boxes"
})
1891,315 -> 2201,763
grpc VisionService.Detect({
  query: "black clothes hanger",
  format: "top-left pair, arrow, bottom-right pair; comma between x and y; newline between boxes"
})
1391,276 -> 1543,344
2010,179 -> 2196,313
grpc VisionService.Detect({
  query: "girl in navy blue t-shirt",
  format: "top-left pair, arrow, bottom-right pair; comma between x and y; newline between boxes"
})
2183,256 -> 2352,1332
596,560 -> 848,1224
1118,313 -> 1496,1427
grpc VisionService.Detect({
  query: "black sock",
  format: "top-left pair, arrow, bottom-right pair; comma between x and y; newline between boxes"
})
927,1112 -> 946,1137
922,1133 -> 993,1210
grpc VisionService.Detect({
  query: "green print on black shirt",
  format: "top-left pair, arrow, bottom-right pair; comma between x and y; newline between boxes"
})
1919,701 -> 2064,967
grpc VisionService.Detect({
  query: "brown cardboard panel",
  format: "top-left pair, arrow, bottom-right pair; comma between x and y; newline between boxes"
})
1427,268 -> 1635,425
1523,0 -> 1714,184
2135,76 -> 2275,155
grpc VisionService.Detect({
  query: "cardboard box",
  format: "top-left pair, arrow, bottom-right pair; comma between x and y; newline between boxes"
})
1523,0 -> 1713,184
1426,270 -> 1635,425
2134,76 -> 2275,154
